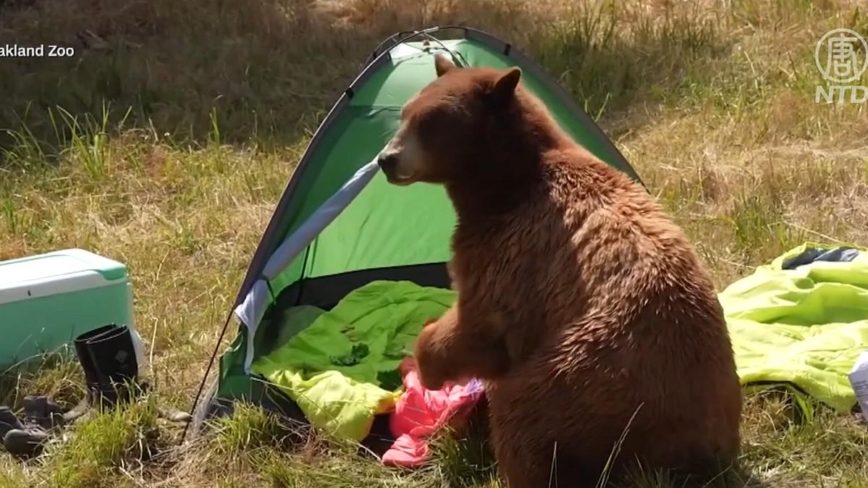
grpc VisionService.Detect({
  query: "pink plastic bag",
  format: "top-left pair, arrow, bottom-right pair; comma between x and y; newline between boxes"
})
382,356 -> 484,467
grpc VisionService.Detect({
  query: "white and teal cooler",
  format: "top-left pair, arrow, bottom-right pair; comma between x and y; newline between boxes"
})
0,248 -> 144,369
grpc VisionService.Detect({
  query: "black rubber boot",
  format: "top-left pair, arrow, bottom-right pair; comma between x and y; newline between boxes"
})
74,324 -> 121,406
71,325 -> 193,425
80,324 -> 141,409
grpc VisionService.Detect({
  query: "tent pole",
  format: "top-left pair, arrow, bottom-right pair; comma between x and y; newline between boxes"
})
181,308 -> 235,442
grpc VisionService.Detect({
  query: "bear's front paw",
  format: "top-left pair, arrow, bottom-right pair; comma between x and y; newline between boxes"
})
414,325 -> 450,391
417,367 -> 447,391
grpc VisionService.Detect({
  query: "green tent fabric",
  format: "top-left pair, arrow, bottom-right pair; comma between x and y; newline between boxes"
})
260,37 -> 644,296
251,280 -> 457,441
722,242 -> 868,412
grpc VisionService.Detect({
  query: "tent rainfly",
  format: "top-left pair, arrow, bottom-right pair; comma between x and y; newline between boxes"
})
188,26 -> 644,435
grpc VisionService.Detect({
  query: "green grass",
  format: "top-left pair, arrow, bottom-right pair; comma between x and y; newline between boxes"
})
2,0 -> 868,486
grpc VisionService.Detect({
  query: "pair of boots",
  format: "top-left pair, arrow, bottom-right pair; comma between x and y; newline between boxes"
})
0,324 -> 142,459
0,397 -> 64,458
1,324 -> 192,459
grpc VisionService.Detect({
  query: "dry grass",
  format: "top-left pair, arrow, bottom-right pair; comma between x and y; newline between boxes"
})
2,0 -> 868,486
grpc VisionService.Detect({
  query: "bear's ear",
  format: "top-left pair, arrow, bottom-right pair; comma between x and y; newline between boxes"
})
434,53 -> 456,77
489,67 -> 522,105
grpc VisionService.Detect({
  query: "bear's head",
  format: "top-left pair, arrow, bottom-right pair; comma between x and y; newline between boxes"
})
376,53 -> 524,187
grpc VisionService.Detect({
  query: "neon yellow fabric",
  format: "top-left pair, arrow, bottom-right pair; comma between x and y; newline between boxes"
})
723,242 -> 868,412
251,280 -> 457,441
253,368 -> 400,441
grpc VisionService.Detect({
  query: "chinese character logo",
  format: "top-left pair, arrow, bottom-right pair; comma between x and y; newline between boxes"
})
815,28 -> 868,84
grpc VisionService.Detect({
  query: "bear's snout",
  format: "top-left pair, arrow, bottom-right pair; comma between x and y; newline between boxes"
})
377,152 -> 399,173
377,151 -> 409,185
377,147 -> 420,186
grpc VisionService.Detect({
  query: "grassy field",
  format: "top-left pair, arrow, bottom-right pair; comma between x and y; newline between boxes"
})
2,0 -> 868,486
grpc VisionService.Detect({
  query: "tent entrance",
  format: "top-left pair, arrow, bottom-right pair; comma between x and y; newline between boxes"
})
271,263 -> 451,312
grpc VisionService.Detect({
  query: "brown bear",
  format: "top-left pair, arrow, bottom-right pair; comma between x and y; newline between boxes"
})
376,53 -> 743,488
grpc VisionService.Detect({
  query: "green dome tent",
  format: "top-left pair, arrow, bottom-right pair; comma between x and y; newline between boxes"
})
188,26 -> 644,437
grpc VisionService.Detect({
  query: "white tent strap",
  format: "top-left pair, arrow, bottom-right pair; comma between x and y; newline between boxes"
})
262,158 -> 382,280
233,156 -> 383,373
233,279 -> 270,373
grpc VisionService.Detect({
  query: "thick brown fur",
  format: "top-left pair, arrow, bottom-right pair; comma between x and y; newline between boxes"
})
377,53 -> 743,488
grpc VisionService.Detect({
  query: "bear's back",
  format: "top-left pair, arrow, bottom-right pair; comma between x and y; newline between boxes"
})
451,145 -> 724,341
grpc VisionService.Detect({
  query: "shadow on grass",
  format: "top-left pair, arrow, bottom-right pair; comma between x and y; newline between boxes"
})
0,0 -> 369,159
430,393 -> 779,488
0,0 -> 730,167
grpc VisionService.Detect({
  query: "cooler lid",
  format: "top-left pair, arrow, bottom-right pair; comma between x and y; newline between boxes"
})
0,249 -> 128,306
